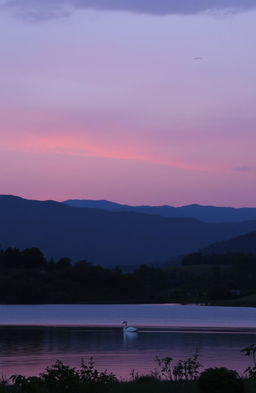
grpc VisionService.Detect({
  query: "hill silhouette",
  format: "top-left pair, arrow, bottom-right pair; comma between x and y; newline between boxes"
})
201,232 -> 256,255
63,199 -> 256,223
1,195 -> 256,267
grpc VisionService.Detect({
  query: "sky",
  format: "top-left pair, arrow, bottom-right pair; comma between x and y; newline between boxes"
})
0,0 -> 256,206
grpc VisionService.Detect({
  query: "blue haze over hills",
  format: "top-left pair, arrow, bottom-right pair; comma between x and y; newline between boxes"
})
63,199 -> 256,224
1,195 -> 256,267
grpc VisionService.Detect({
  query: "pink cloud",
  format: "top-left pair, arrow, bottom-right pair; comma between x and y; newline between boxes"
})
1,106 -> 255,176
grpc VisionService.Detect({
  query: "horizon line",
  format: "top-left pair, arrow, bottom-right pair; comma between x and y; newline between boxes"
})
0,194 -> 255,210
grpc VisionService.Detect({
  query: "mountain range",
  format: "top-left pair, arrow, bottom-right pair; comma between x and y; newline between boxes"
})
1,195 -> 256,267
63,199 -> 256,223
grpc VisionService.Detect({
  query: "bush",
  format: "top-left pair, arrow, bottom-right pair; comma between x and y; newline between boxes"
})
40,361 -> 80,393
241,344 -> 256,379
9,359 -> 117,393
0,378 -> 8,393
134,375 -> 160,384
198,367 -> 244,393
155,351 -> 202,381
10,375 -> 45,393
79,357 -> 118,392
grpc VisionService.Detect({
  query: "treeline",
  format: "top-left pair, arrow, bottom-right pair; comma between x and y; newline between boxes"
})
0,247 -> 256,304
182,252 -> 256,268
181,252 -> 256,302
0,247 -> 169,304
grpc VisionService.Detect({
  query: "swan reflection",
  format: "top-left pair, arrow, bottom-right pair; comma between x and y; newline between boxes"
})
123,330 -> 138,346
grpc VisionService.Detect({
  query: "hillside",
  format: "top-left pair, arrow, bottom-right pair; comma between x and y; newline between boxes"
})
202,232 -> 256,255
1,195 -> 256,267
63,200 -> 256,223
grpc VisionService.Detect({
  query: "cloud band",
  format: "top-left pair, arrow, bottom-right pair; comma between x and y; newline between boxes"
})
2,0 -> 256,20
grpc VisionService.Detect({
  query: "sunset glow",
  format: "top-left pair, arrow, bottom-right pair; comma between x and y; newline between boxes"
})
1,1 -> 256,206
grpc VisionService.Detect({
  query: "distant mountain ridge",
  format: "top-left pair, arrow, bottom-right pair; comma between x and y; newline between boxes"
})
1,195 -> 256,267
63,199 -> 256,223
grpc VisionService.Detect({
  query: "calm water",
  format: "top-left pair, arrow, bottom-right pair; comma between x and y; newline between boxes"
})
0,304 -> 256,378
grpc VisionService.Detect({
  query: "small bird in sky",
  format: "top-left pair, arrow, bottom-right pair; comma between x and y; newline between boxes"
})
193,57 -> 202,60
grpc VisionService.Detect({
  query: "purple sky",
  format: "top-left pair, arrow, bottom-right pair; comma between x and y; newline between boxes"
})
0,1 -> 256,206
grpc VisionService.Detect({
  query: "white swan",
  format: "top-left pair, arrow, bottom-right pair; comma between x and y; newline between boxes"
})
122,320 -> 138,333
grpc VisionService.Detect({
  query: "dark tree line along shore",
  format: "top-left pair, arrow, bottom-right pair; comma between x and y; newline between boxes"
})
0,247 -> 256,305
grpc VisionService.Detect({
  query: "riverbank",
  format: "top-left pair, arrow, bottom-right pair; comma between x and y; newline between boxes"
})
212,294 -> 256,308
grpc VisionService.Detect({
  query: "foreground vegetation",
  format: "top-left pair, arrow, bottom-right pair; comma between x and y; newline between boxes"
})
1,345 -> 256,393
2,378 -> 256,393
0,247 -> 256,305
110,380 -> 256,393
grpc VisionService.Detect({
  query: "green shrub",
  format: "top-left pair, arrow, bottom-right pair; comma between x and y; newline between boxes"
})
198,367 -> 244,393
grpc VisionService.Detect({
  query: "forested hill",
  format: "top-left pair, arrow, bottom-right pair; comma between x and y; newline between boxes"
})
63,199 -> 256,223
1,195 -> 256,267
1,246 -> 256,305
201,232 -> 256,255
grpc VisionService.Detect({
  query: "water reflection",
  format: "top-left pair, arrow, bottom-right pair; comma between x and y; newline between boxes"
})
0,326 -> 255,378
123,331 -> 139,347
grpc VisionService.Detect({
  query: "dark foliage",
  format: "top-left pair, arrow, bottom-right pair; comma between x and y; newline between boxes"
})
10,359 -> 117,393
133,375 -> 160,384
198,367 -> 244,393
155,351 -> 202,381
2,350 -> 256,393
182,252 -> 256,268
0,246 -> 256,304
241,344 -> 256,379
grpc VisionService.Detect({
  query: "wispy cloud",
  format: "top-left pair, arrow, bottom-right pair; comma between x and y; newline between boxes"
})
233,166 -> 255,173
2,0 -> 256,20
0,133 -> 207,172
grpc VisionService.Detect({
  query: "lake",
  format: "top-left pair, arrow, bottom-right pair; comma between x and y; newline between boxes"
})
0,304 -> 255,378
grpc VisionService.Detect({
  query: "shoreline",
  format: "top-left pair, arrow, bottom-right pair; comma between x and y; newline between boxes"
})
0,324 -> 256,333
